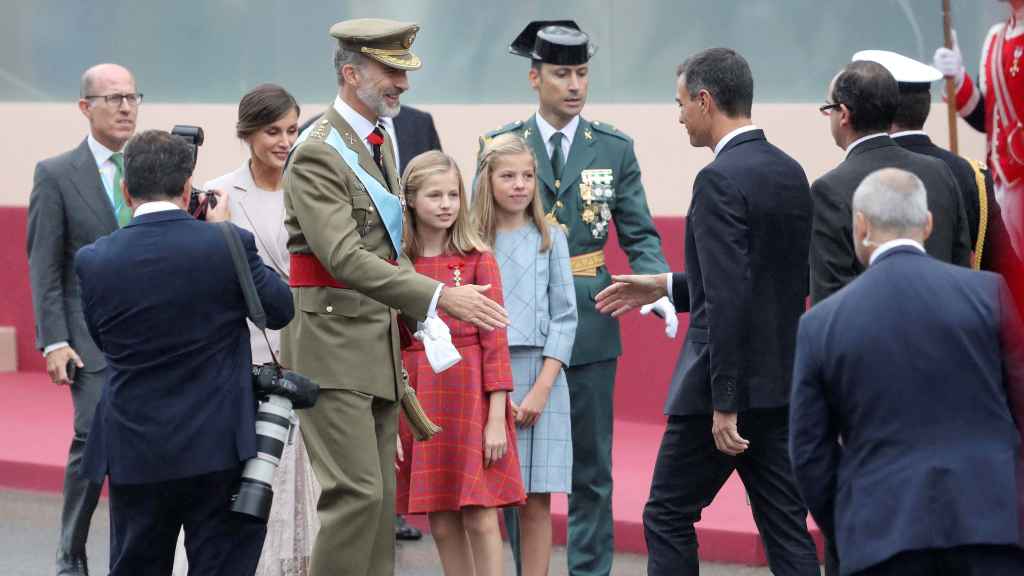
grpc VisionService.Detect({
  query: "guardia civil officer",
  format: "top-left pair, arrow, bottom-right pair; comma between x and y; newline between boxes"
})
480,21 -> 671,576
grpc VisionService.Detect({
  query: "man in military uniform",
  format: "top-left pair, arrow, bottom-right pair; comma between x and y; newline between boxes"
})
481,21 -> 672,576
857,49 -> 1013,273
282,19 -> 507,576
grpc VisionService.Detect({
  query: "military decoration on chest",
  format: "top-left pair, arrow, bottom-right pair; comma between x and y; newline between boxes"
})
579,169 -> 614,239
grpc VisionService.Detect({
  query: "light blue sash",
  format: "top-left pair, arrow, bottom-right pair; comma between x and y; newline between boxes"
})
291,123 -> 404,257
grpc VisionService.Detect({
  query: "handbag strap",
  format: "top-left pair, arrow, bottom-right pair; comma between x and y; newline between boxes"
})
217,222 -> 279,365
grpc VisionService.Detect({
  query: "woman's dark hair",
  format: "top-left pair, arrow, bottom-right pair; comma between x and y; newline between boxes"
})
236,83 -> 300,139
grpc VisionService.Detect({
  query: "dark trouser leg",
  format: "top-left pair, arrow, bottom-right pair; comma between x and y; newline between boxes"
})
850,549 -> 937,576
566,360 -> 617,576
59,368 -> 106,560
643,415 -> 734,576
107,477 -> 183,576
503,507 -> 523,576
181,468 -> 267,576
299,390 -> 392,576
733,408 -> 819,576
941,544 -> 1024,576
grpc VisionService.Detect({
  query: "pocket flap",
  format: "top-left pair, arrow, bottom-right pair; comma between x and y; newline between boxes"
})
298,286 -> 361,317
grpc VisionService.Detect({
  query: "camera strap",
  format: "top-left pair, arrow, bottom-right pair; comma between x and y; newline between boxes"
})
217,222 -> 280,367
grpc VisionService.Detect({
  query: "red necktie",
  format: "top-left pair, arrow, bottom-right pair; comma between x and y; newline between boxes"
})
368,125 -> 388,185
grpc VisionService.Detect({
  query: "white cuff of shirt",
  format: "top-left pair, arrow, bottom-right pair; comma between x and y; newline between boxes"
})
427,283 -> 443,318
43,341 -> 70,357
664,273 -> 674,305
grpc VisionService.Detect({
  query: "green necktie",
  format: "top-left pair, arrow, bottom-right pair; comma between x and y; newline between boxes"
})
549,132 -> 565,182
110,152 -> 131,226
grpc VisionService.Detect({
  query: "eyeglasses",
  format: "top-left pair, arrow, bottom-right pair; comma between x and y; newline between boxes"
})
819,102 -> 841,116
84,93 -> 144,108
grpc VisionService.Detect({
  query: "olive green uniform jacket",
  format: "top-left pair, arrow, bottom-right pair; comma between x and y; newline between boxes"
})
282,106 -> 437,400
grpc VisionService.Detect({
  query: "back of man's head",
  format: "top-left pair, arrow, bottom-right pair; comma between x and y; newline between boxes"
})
892,89 -> 931,131
853,168 -> 929,236
124,130 -> 195,203
832,61 -> 899,134
677,47 -> 753,119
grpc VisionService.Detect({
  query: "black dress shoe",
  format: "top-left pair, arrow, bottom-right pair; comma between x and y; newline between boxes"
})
56,553 -> 89,576
395,514 -> 422,541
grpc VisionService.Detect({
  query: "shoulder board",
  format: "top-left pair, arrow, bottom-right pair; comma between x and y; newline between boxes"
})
308,117 -> 331,142
482,120 -> 526,142
589,120 -> 631,142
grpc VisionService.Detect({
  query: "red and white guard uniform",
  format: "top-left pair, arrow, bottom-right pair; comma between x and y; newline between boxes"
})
955,9 -> 1024,253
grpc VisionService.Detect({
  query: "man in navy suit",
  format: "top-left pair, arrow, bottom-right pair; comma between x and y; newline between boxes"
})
789,167 -> 1024,576
75,130 -> 294,575
595,48 -> 818,575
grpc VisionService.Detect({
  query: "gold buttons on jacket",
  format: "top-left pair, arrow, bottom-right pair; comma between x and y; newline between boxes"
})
326,305 -> 334,313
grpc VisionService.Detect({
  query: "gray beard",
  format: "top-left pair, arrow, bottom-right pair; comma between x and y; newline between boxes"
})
356,84 -> 401,118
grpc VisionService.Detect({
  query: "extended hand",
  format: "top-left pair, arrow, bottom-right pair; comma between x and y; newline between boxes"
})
45,346 -> 83,386
594,274 -> 668,317
395,434 -> 404,472
438,284 -> 509,331
712,410 -> 749,456
483,418 -> 508,468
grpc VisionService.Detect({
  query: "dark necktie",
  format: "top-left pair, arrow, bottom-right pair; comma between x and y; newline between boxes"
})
549,132 -> 565,182
367,124 -> 389,187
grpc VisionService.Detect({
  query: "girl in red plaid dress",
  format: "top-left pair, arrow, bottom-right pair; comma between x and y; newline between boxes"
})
397,150 -> 525,575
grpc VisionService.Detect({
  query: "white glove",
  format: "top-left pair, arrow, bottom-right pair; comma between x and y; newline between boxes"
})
640,296 -> 678,339
414,316 -> 462,373
933,29 -> 965,88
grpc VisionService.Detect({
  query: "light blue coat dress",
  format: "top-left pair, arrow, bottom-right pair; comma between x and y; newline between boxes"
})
494,222 -> 577,493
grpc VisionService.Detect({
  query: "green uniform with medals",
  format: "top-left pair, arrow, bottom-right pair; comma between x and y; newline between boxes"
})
482,22 -> 668,576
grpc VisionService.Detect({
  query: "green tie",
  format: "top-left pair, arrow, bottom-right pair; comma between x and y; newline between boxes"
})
549,132 -> 565,182
110,152 -> 131,227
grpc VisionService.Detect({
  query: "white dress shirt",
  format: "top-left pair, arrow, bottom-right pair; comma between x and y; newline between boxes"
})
87,133 -> 122,208
890,130 -> 929,140
378,116 -> 401,172
713,124 -> 760,158
535,112 -> 579,161
845,132 -> 888,157
869,238 -> 925,266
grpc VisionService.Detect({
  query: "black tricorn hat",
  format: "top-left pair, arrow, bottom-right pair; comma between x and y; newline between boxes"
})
509,20 -> 597,65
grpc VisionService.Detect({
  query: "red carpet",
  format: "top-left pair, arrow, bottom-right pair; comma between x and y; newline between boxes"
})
0,371 -> 823,564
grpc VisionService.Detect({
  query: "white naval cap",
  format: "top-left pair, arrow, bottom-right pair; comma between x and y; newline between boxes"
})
852,49 -> 943,92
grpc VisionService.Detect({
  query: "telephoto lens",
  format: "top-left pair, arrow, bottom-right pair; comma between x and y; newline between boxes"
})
231,365 -> 319,521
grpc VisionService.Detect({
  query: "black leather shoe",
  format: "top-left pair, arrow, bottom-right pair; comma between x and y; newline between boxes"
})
395,514 -> 422,541
56,553 -> 89,576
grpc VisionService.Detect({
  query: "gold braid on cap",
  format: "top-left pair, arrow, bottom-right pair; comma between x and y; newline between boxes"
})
360,46 -> 411,56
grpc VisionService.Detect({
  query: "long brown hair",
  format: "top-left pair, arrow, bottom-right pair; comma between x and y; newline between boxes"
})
472,133 -> 552,252
402,150 -> 488,260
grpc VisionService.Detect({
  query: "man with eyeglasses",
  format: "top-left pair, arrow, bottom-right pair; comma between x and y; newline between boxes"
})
809,59 -> 971,305
807,58 -> 971,576
26,62 -> 141,576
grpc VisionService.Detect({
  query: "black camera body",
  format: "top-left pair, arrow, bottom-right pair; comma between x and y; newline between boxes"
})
170,125 -> 218,220
231,364 -> 320,521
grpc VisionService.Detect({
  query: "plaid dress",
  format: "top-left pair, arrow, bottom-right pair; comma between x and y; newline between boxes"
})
397,250 -> 526,513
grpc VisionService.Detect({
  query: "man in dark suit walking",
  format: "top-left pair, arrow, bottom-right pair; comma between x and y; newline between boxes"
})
596,48 -> 819,576
790,167 -> 1024,576
75,130 -> 293,575
811,60 -> 971,304
26,62 -> 140,576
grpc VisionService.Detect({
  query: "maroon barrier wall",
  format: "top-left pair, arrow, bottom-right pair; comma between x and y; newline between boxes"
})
0,206 -> 688,421
0,207 -> 44,372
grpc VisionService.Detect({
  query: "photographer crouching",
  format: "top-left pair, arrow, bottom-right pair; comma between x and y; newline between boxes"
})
74,129 -> 294,576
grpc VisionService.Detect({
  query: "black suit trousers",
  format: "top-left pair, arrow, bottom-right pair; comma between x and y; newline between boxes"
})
643,408 -> 819,576
108,467 -> 266,576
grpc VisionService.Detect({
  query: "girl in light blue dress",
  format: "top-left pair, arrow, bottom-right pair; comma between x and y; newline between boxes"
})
472,133 -> 577,576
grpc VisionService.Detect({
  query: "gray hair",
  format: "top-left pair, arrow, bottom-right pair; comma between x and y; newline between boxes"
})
852,168 -> 929,235
333,43 -> 368,86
